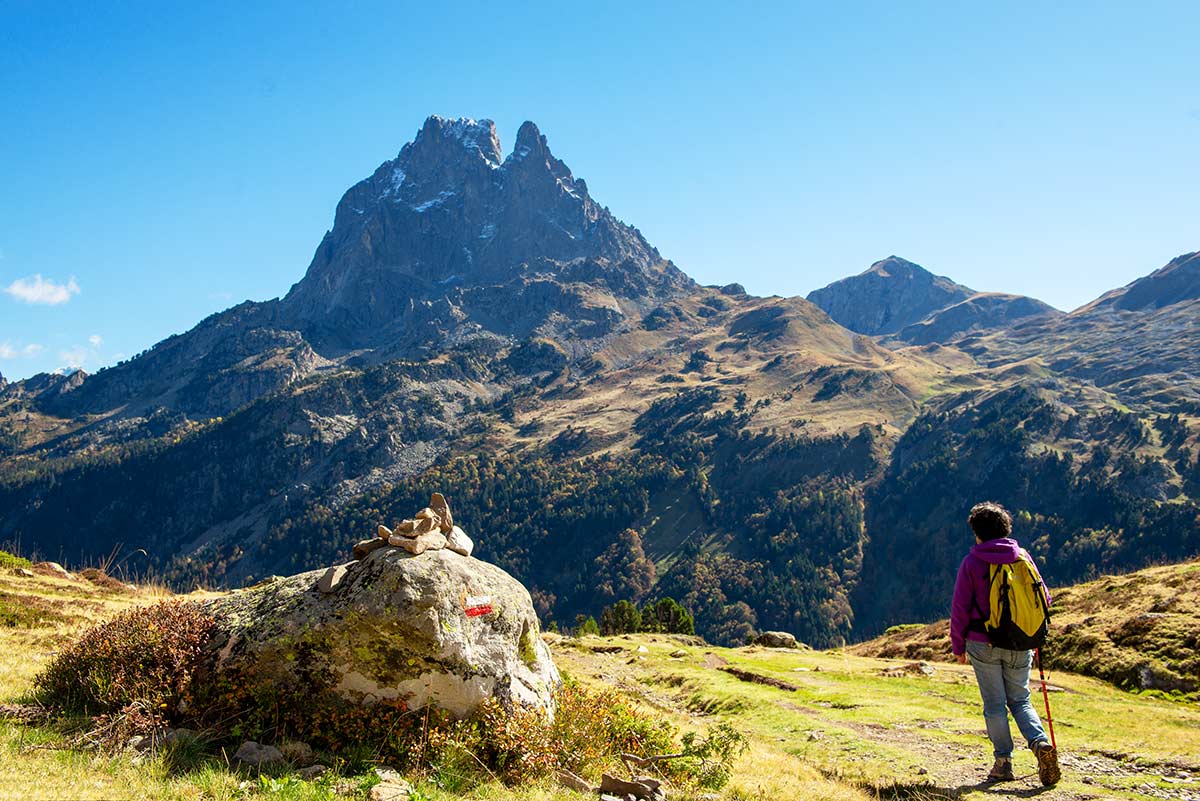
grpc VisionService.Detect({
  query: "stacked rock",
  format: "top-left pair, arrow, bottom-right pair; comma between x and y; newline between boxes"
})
352,492 -> 474,561
319,494 -> 476,594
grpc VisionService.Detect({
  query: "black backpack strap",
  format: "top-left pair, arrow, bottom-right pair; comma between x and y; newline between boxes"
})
965,560 -> 993,634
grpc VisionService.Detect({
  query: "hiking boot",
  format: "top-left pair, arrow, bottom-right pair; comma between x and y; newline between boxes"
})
987,757 -> 1014,782
1034,742 -> 1061,786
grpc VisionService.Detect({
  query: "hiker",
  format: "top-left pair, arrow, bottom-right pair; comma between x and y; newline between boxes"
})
950,501 -> 1061,786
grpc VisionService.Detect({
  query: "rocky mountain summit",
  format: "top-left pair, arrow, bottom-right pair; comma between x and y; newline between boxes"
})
807,255 -> 1061,344
284,116 -> 690,350
807,256 -> 975,335
29,116 -> 690,421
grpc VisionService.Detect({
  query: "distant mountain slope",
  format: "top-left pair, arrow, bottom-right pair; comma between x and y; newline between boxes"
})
806,256 -> 974,335
1079,250 -> 1200,313
892,292 -> 1062,345
953,251 -> 1200,411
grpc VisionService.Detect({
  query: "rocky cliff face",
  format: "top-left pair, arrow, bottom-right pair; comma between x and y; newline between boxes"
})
1,368 -> 88,403
807,256 -> 974,335
281,116 -> 691,350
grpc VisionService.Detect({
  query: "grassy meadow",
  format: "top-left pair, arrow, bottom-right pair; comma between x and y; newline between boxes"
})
1,563 -> 1198,801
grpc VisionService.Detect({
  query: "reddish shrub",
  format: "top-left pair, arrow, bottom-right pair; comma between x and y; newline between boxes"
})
35,600 -> 215,715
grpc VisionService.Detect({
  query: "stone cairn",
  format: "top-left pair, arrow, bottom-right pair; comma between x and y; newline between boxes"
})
318,493 -> 474,594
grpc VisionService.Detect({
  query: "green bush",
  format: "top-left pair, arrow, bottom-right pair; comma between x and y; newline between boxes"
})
643,597 -> 695,635
35,600 -> 215,714
598,596 -> 696,636
600,600 -> 642,635
676,722 -> 749,789
0,550 -> 32,570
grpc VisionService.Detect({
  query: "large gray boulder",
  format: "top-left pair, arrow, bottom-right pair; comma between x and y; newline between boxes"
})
200,546 -> 559,718
753,630 -> 801,649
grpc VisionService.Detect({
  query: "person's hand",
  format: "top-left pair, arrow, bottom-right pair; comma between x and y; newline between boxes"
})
956,653 -> 968,664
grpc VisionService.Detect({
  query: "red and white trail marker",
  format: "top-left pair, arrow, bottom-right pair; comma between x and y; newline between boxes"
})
464,594 -> 493,617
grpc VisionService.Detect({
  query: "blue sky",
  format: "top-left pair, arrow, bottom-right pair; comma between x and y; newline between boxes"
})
2,1 -> 1197,380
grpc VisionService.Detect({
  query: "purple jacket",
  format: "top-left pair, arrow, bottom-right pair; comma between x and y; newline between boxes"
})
949,537 -> 1051,655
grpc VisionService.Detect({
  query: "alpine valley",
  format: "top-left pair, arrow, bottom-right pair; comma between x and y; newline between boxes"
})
2,117 -> 1198,647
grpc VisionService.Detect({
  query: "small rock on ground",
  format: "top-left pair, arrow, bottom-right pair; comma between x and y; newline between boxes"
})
753,630 -> 800,649
317,564 -> 351,593
373,767 -> 412,788
369,783 -> 411,801
279,740 -> 316,765
233,740 -> 285,767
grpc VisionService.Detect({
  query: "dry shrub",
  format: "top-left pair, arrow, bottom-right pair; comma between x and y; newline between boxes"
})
195,676 -> 680,786
549,679 -> 675,774
438,679 -> 677,786
78,568 -> 132,593
468,698 -> 558,784
35,600 -> 215,715
82,699 -> 169,752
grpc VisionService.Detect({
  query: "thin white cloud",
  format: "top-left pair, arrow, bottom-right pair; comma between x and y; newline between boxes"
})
59,346 -> 88,369
88,334 -> 103,347
4,274 -> 80,305
0,341 -> 45,359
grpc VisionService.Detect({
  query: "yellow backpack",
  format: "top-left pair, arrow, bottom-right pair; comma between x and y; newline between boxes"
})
984,554 -> 1050,649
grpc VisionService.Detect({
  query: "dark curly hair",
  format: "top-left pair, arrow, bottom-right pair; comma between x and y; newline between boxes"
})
969,501 -> 1012,541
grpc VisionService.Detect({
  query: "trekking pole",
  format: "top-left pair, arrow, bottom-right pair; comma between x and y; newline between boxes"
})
1035,647 -> 1057,749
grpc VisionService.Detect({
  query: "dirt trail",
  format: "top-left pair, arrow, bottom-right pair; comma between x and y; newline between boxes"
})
806,708 -> 1200,800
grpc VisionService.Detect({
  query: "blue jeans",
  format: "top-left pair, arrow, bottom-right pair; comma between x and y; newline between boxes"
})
966,640 -> 1050,758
